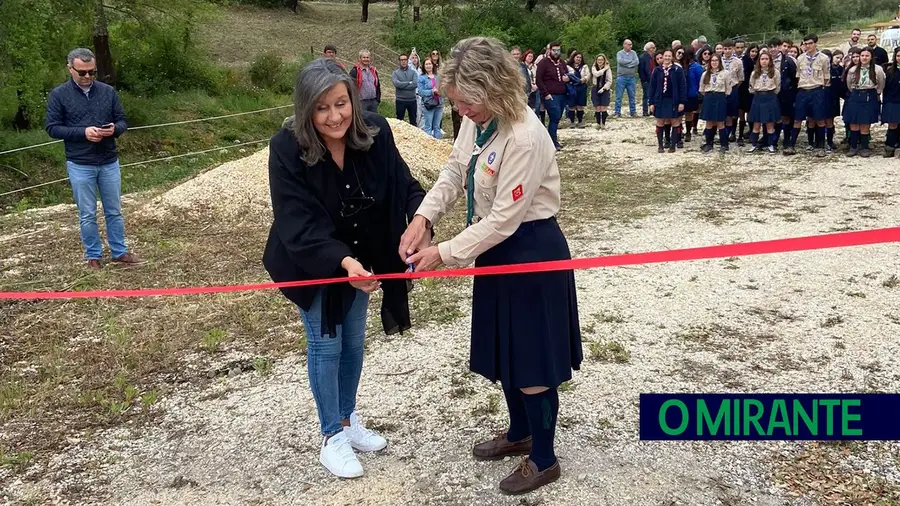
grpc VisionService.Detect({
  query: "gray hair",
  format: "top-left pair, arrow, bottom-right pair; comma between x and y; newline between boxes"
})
284,58 -> 378,165
67,48 -> 95,65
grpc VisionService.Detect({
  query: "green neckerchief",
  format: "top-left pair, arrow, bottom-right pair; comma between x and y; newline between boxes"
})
466,118 -> 498,227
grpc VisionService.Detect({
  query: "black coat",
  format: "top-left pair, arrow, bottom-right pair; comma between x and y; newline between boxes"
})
262,112 -> 427,337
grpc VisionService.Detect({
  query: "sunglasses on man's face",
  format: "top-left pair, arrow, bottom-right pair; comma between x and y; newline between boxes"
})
71,67 -> 98,77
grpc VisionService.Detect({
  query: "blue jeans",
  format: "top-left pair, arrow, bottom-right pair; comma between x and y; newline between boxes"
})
615,76 -> 637,116
66,159 -> 127,260
422,104 -> 444,139
543,94 -> 565,148
300,288 -> 369,436
641,81 -> 650,116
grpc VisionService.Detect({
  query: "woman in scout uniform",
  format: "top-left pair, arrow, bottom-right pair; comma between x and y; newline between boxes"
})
844,47 -> 886,157
720,40 -> 745,145
565,51 -> 590,128
747,50 -> 781,153
591,54 -> 613,128
738,43 -> 760,145
699,53 -> 734,152
399,36 -> 582,496
648,48 -> 687,153
841,48 -> 863,145
883,47 -> 900,157
785,34 -> 831,157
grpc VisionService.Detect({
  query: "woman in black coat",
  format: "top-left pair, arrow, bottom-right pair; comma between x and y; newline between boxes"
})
262,57 -> 428,479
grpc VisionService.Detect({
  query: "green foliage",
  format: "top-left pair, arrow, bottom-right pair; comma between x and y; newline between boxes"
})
612,0 -> 717,49
249,51 -> 286,89
561,12 -> 616,61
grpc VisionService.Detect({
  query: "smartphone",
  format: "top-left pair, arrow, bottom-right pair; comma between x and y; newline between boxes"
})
101,123 -> 115,129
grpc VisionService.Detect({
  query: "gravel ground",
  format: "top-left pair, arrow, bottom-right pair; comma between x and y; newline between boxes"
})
4,116 -> 899,506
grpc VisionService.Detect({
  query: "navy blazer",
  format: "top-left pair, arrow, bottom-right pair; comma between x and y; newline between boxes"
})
647,64 -> 687,107
884,65 -> 900,104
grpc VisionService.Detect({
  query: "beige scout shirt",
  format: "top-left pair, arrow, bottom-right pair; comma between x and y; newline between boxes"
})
699,70 -> 733,95
845,64 -> 886,93
795,51 -> 831,89
749,68 -> 781,93
721,55 -> 744,84
414,106 -> 561,267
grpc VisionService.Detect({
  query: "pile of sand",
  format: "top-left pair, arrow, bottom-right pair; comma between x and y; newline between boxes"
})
144,119 -> 451,219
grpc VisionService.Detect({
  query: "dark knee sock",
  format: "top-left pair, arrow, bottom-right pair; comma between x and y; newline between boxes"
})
807,124 -> 815,146
656,126 -> 664,147
704,128 -> 715,146
540,111 -> 546,123
673,125 -> 682,145
850,130 -> 860,148
719,127 -> 729,147
522,388 -> 559,471
602,111 -> 608,124
888,127 -> 900,147
816,126 -> 826,148
739,119 -> 746,139
861,133 -> 870,149
749,131 -> 759,146
827,126 -> 835,146
595,111 -> 602,124
576,110 -> 584,122
791,127 -> 801,147
503,387 -> 530,442
567,109 -> 576,123
663,125 -> 672,144
774,123 -> 782,143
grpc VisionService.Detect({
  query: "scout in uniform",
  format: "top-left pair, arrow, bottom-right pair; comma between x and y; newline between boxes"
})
843,47 -> 886,157
401,36 -> 583,496
699,53 -> 734,152
785,34 -> 831,156
648,48 -> 687,152
882,47 -> 900,157
720,39 -> 745,144
747,50 -> 782,153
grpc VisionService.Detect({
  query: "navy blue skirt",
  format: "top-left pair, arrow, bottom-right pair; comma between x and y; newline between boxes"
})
592,86 -> 610,107
654,96 -> 681,118
883,102 -> 900,124
470,217 -> 582,390
700,92 -> 727,122
569,85 -> 588,107
749,92 -> 780,124
844,89 -> 880,125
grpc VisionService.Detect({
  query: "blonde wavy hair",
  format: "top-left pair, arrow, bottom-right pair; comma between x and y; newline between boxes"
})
438,36 -> 527,125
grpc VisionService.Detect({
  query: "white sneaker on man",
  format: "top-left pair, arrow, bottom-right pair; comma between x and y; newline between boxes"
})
319,431 -> 364,478
343,411 -> 387,452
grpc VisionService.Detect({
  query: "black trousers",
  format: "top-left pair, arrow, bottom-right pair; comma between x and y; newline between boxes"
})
396,100 -> 417,125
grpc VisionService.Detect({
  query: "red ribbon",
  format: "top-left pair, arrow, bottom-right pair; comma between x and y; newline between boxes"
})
1,227 -> 897,300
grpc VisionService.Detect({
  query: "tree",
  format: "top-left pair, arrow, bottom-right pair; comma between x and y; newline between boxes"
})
361,0 -> 369,22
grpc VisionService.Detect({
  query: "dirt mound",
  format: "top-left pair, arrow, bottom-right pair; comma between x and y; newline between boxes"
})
144,118 -> 451,219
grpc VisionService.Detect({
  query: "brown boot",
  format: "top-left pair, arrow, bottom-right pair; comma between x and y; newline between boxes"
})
86,259 -> 102,270
111,252 -> 145,265
472,432 -> 531,461
499,457 -> 561,495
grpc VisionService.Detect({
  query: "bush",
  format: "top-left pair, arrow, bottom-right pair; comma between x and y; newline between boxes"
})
249,51 -> 285,89
561,12 -> 616,61
114,23 -> 221,96
613,0 -> 718,50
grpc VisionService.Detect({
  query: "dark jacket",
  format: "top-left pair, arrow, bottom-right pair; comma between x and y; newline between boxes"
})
686,61 -> 704,98
262,112 -> 427,337
639,52 -> 655,82
647,64 -> 687,107
519,62 -> 532,97
779,55 -> 798,96
884,64 -> 900,104
871,46 -> 889,66
348,65 -> 381,102
44,79 -> 128,165
535,56 -> 568,97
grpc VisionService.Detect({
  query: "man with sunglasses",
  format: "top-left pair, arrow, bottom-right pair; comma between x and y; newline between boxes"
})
45,48 -> 142,269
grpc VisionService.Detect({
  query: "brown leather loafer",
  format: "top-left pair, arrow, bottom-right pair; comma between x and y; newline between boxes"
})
86,259 -> 102,270
499,457 -> 561,495
472,433 -> 532,461
112,252 -> 144,264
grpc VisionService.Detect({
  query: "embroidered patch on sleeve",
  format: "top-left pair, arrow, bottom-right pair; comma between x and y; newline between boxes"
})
511,184 -> 524,202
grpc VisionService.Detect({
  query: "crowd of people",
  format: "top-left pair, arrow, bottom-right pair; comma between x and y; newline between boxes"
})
508,31 -> 900,157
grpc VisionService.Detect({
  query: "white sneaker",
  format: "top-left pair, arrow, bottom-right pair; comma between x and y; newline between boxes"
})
319,432 -> 364,478
343,411 -> 387,452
